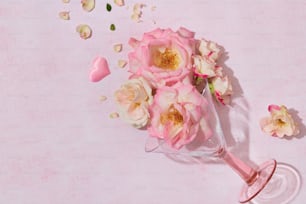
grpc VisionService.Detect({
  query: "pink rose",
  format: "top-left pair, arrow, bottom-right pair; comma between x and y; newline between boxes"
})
128,27 -> 196,88
260,105 -> 299,137
148,82 -> 212,149
114,77 -> 153,128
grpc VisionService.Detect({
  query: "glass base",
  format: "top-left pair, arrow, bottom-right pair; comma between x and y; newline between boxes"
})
250,163 -> 301,204
239,159 -> 277,203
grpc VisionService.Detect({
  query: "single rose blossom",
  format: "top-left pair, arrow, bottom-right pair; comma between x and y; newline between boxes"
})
128,27 -> 196,88
198,39 -> 221,61
210,75 -> 233,105
114,77 -> 153,128
193,55 -> 217,78
148,82 -> 212,149
260,105 -> 299,138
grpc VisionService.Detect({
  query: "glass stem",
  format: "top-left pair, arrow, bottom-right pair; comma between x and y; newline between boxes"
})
218,148 -> 258,185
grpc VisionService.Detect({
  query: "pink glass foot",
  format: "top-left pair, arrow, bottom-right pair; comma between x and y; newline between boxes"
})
239,159 -> 277,203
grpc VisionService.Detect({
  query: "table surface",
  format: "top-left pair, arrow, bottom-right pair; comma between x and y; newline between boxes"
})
1,0 -> 306,204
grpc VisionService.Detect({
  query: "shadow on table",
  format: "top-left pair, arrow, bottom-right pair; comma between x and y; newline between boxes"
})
286,108 -> 306,140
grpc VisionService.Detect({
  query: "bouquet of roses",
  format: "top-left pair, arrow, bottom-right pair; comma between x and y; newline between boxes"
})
114,27 -> 233,149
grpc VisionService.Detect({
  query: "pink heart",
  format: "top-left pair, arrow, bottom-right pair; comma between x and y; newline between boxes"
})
89,56 -> 111,82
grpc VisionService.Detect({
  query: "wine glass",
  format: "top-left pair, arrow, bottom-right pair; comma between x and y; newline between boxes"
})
145,80 -> 301,203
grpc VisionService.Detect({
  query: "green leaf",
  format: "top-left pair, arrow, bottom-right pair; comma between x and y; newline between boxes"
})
110,24 -> 116,31
106,3 -> 112,12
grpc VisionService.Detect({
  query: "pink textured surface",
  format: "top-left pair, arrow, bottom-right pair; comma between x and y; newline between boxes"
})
1,1 -> 306,204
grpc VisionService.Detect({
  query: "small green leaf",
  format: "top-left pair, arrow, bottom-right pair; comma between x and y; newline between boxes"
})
106,3 -> 112,12
110,24 -> 116,31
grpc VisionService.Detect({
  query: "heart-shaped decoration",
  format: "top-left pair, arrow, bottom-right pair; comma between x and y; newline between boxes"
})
89,56 -> 111,82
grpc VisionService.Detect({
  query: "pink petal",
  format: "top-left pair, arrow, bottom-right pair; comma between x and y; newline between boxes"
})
89,57 -> 111,82
128,37 -> 140,48
177,27 -> 195,38
268,104 -> 281,112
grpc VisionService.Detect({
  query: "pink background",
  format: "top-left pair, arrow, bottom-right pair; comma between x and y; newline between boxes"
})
1,0 -> 306,203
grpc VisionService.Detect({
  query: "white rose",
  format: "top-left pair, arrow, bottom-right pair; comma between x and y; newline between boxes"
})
198,39 -> 221,61
210,76 -> 233,105
114,77 -> 153,128
193,55 -> 216,78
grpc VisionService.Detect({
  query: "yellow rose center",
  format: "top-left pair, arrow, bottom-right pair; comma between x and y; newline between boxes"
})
276,118 -> 286,127
152,48 -> 180,70
160,105 -> 184,126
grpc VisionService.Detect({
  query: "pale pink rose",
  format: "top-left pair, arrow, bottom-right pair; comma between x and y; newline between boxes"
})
148,82 -> 212,149
193,55 -> 217,78
114,77 -> 153,128
260,105 -> 300,138
210,76 -> 233,105
128,27 -> 196,88
198,39 -> 221,61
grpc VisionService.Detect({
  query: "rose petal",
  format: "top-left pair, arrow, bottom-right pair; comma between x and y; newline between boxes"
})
110,112 -> 119,118
133,3 -> 145,13
268,104 -> 281,112
81,0 -> 95,12
100,95 -> 107,102
131,13 -> 142,22
76,24 -> 92,39
131,3 -> 145,22
113,44 -> 123,52
177,27 -> 195,38
128,37 -> 140,48
118,60 -> 127,68
59,11 -> 70,20
89,57 -> 111,82
62,0 -> 70,3
114,0 -> 125,6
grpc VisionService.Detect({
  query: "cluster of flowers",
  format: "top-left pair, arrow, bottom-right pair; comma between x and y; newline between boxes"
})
113,27 -> 233,149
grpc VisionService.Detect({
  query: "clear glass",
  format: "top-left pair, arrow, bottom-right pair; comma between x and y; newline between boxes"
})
145,80 -> 301,203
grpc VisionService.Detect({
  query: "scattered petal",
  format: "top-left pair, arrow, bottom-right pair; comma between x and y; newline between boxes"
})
100,95 -> 107,102
76,24 -> 92,39
113,44 -> 123,52
131,3 -> 145,22
133,3 -> 145,13
81,0 -> 95,12
110,112 -> 120,118
62,0 -> 70,3
118,60 -> 127,68
260,105 -> 300,138
131,13 -> 142,22
59,11 -> 70,20
89,56 -> 111,82
114,0 -> 125,6
151,5 -> 156,11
